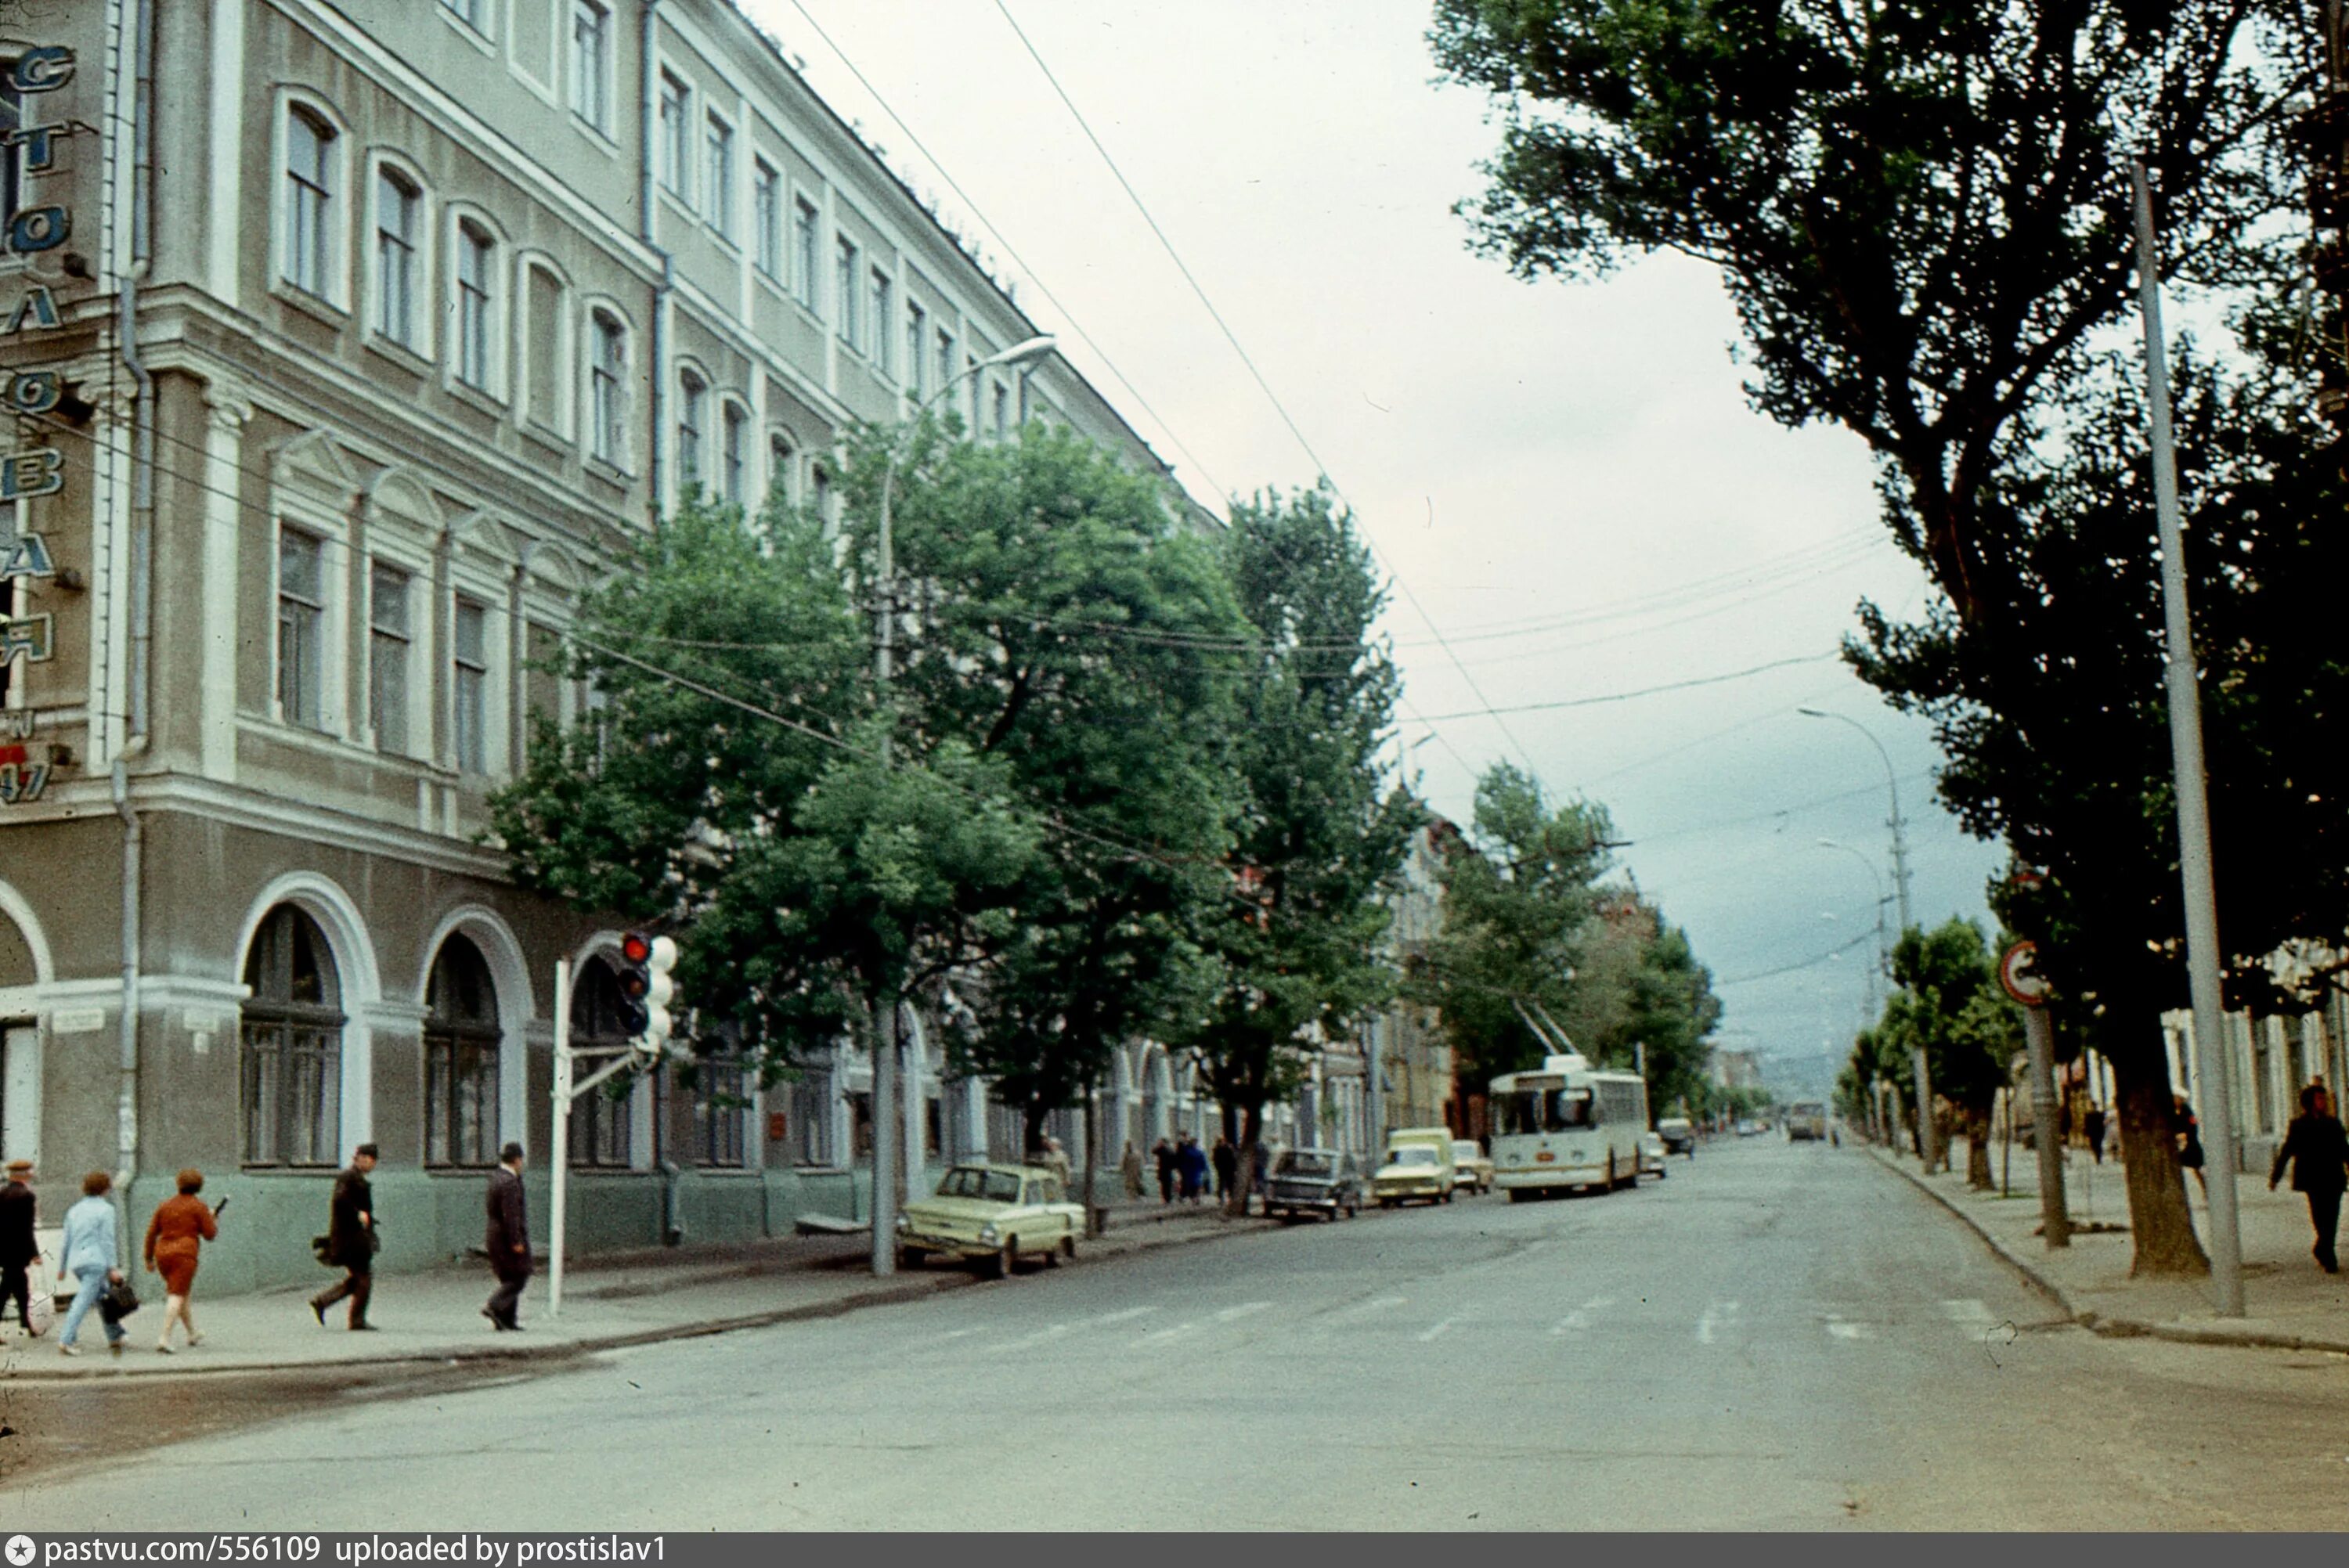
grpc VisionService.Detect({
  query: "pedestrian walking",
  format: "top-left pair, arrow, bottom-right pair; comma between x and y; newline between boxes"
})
1038,1134 -> 1072,1189
2268,1084 -> 2348,1274
56,1171 -> 126,1357
2082,1105 -> 2107,1166
1178,1134 -> 1209,1204
309,1143 -> 379,1330
1152,1138 -> 1177,1204
2171,1094 -> 2207,1196
1,1157 -> 36,1340
1211,1136 -> 1239,1199
1119,1141 -> 1146,1202
483,1142 -> 532,1331
143,1170 -> 220,1353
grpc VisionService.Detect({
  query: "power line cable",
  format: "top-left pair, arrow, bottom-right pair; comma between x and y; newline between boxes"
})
1413,653 -> 1838,722
1715,928 -> 1878,987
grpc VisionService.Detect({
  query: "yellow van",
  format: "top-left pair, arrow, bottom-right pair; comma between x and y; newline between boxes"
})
1371,1126 -> 1458,1206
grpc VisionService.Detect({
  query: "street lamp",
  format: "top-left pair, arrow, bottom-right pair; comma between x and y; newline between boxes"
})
867,333 -> 1057,1278
1799,707 -> 1935,1170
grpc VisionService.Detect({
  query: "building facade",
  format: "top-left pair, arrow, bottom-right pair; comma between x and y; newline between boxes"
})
0,0 -> 1200,1292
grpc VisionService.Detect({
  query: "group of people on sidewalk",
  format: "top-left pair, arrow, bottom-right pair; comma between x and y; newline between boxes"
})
1140,1133 -> 1271,1206
0,1139 -> 536,1357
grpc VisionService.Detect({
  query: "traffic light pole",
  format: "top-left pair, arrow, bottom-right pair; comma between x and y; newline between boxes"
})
547,952 -> 668,1317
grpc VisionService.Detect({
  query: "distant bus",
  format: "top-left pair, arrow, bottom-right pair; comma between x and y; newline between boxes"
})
1786,1102 -> 1828,1142
1488,1054 -> 1651,1200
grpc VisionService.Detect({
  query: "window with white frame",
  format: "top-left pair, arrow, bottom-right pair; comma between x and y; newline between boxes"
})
692,1055 -> 751,1168
453,597 -> 490,773
277,528 -> 327,730
811,463 -> 832,527
835,236 -> 859,350
568,959 -> 635,1166
705,114 -> 734,240
369,561 -> 411,755
373,167 -> 422,348
787,1069 -> 832,1166
721,401 -> 747,506
792,196 -> 818,310
588,308 -> 626,464
752,160 -> 781,279
677,368 -> 707,488
570,2 -> 610,132
523,262 -> 567,433
283,106 -> 336,299
992,380 -> 1009,442
936,329 -> 956,413
439,0 -> 488,34
767,431 -> 795,506
454,220 -> 494,391
906,303 -> 926,398
870,269 -> 893,377
424,933 -> 501,1169
658,72 -> 690,202
241,904 -> 344,1169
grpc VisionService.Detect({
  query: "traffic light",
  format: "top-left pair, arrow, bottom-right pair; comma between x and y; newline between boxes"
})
616,930 -> 678,1058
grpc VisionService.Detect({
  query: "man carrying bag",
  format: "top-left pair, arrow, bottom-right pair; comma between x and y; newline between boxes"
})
309,1143 -> 379,1330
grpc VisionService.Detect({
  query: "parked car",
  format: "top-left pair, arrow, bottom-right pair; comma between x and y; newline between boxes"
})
1735,1119 -> 1763,1137
1451,1140 -> 1495,1195
1786,1102 -> 1829,1142
1638,1130 -> 1669,1179
1655,1116 -> 1697,1157
1371,1130 -> 1457,1206
895,1162 -> 1083,1278
1263,1148 -> 1364,1220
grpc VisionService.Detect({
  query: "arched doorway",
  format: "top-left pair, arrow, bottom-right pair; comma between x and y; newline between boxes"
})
424,933 -> 500,1167
240,904 -> 345,1167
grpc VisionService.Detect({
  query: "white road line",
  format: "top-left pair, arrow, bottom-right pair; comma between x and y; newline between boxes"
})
1087,1306 -> 1154,1327
1212,1300 -> 1272,1324
1941,1298 -> 1996,1325
1135,1321 -> 1200,1346
1339,1295 -> 1409,1321
983,1322 -> 1073,1356
930,1327 -> 987,1344
1416,1317 -> 1459,1343
1824,1317 -> 1872,1341
1549,1296 -> 1615,1336
1697,1299 -> 1741,1345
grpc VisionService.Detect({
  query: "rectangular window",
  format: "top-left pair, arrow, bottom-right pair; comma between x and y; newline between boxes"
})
788,1070 -> 832,1166
284,110 -> 334,297
658,73 -> 690,201
835,236 -> 858,350
936,329 -> 955,411
722,402 -> 745,504
705,114 -> 734,240
792,197 -> 819,309
906,303 -> 926,398
870,269 -> 893,377
369,563 -> 410,755
424,1033 -> 499,1167
752,160 -> 781,279
570,2 -> 610,131
695,1059 -> 750,1168
993,382 -> 1009,442
525,265 -> 562,427
767,434 -> 795,506
569,1081 -> 633,1167
440,0 -> 486,31
453,597 -> 489,773
677,374 -> 705,486
589,312 -> 624,463
240,1018 -> 341,1167
375,171 -> 420,347
276,529 -> 325,730
455,224 -> 492,390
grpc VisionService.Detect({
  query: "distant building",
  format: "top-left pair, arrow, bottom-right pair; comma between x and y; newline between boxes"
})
1710,1050 -> 1764,1094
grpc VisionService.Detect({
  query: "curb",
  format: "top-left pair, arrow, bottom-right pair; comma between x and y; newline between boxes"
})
1862,1144 -> 2349,1357
0,1209 -> 1284,1384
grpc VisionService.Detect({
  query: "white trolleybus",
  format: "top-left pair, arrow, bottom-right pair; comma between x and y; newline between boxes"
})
1489,1052 -> 1651,1200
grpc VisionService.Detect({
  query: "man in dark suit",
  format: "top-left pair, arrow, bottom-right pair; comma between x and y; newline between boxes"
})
482,1142 -> 531,1331
0,1157 -> 38,1336
2271,1084 -> 2349,1274
309,1143 -> 377,1329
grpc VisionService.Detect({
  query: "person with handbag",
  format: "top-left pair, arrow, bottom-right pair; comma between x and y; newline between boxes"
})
0,1157 -> 37,1341
309,1143 -> 378,1330
56,1170 -> 127,1357
144,1169 -> 222,1352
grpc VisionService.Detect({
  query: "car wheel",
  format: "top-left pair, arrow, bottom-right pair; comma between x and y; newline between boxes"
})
1442,1188 -> 1454,1204
990,1240 -> 1016,1279
1055,1233 -> 1077,1265
895,1246 -> 925,1271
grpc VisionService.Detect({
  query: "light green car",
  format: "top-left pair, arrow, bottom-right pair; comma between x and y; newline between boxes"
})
895,1162 -> 1084,1278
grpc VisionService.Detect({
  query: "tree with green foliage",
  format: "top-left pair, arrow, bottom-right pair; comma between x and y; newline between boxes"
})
834,420 -> 1249,1171
1175,485 -> 1417,1213
1431,0 -> 2309,1271
1881,921 -> 2026,1189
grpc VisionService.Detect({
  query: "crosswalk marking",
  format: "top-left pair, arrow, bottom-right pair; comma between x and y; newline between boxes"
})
1696,1299 -> 1741,1344
1213,1300 -> 1272,1324
1416,1316 -> 1459,1343
1337,1295 -> 1409,1321
1135,1321 -> 1199,1346
984,1322 -> 1073,1355
1824,1317 -> 1871,1340
1940,1298 -> 1995,1325
1087,1306 -> 1154,1327
1549,1295 -> 1616,1336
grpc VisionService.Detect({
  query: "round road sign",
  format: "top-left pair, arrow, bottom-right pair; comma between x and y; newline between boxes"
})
1999,940 -> 2049,1007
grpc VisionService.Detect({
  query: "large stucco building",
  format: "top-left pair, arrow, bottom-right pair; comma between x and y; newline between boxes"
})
0,0 -> 1221,1292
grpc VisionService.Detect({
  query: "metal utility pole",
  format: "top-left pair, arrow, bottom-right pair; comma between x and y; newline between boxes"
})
1802,710 -> 1931,1169
2133,157 -> 2244,1315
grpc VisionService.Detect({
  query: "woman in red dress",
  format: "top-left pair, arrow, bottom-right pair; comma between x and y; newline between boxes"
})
144,1170 -> 219,1353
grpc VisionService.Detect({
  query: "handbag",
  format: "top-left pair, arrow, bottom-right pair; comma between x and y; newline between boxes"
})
25,1256 -> 53,1336
97,1274 -> 139,1324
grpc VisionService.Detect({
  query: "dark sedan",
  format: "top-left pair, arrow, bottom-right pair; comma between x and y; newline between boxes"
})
1262,1148 -> 1364,1221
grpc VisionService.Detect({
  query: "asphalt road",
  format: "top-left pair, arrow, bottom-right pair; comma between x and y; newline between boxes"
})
8,1138 -> 2347,1529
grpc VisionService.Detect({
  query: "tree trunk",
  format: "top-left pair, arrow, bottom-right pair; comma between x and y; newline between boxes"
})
1228,1102 -> 1262,1218
1022,1101 -> 1046,1158
1965,1110 -> 1994,1191
2113,1044 -> 2209,1276
1081,1076 -> 1101,1237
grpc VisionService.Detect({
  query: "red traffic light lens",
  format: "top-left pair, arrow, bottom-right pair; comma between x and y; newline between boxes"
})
621,932 -> 653,964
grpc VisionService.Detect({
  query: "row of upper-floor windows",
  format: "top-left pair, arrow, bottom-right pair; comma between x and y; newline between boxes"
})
434,0 -> 619,139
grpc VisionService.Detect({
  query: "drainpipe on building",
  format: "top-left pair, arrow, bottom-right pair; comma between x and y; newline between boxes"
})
640,2 -> 669,524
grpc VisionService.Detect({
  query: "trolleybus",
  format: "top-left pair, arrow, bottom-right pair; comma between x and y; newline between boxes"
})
1488,1053 -> 1651,1200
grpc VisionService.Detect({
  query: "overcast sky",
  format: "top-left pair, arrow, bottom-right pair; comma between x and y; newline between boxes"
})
755,0 -> 2011,1097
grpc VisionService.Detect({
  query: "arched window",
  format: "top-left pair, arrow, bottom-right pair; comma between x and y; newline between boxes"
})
766,431 -> 795,508
588,308 -> 626,465
283,107 -> 337,298
373,167 -> 421,347
454,219 -> 495,391
424,933 -> 500,1167
568,957 -> 634,1166
677,368 -> 707,488
720,399 -> 747,505
242,905 -> 345,1167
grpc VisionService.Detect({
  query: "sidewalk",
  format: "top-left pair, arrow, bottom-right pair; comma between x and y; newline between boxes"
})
1866,1138 -> 2349,1354
0,1193 -> 1271,1383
